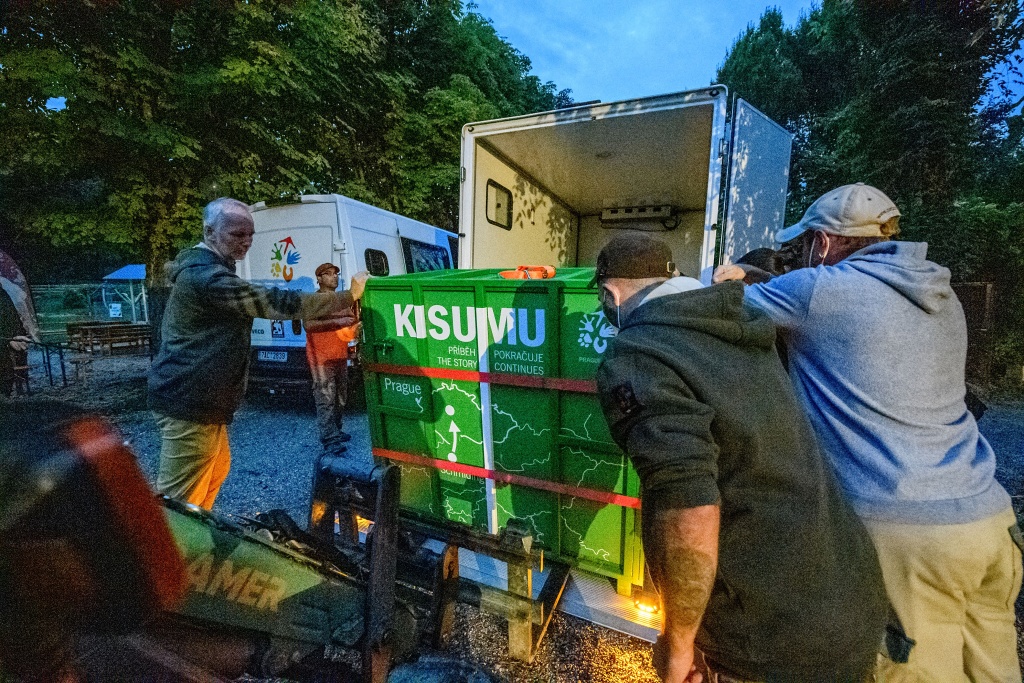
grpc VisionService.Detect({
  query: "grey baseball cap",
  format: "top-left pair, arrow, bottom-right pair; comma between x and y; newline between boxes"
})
775,183 -> 901,244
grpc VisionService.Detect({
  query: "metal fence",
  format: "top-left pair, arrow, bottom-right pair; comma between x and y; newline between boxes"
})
951,282 -> 994,385
32,282 -> 149,341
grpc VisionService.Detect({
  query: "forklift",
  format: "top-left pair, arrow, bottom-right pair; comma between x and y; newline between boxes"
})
0,403 -> 567,682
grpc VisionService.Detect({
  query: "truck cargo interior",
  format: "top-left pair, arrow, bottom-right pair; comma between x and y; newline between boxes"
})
469,99 -> 717,278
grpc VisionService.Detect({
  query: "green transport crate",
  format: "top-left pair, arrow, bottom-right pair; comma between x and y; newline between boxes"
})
361,268 -> 645,594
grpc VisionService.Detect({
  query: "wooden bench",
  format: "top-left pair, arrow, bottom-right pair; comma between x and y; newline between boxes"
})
99,328 -> 150,355
67,322 -> 127,352
66,322 -> 151,355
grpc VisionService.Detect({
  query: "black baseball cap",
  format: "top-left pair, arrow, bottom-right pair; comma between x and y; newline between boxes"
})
590,233 -> 676,287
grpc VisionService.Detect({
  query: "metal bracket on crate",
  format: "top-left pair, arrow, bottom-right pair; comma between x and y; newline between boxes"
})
403,515 -> 570,663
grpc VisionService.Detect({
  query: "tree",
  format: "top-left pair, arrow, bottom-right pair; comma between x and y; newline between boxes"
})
347,0 -> 571,229
0,0 -> 387,274
717,0 -> 1024,377
716,8 -> 808,126
718,0 -> 1024,237
0,0 -> 570,277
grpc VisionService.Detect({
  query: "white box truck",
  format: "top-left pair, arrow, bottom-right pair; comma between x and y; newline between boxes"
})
238,194 -> 458,384
458,86 -> 792,279
452,86 -> 794,640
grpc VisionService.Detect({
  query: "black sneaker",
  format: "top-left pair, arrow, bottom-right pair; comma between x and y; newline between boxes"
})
338,431 -> 352,443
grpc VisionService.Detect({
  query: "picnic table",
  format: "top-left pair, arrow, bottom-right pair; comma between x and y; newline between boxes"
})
66,321 -> 152,356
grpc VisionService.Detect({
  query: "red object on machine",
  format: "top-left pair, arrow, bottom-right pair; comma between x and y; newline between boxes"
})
64,417 -> 188,612
0,414 -> 187,679
498,265 -> 556,280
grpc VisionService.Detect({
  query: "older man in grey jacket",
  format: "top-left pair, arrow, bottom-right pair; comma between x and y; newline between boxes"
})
149,197 -> 367,510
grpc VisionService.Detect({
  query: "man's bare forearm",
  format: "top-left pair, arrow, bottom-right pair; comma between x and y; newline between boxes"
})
304,315 -> 355,333
649,505 -> 720,645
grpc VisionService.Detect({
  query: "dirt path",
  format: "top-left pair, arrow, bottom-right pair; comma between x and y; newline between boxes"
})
8,352 -> 1024,680
981,401 -> 1024,514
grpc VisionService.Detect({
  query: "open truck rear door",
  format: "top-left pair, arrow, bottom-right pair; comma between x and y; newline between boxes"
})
720,98 -> 794,265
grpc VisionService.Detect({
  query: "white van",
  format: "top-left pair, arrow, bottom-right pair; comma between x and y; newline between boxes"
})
238,194 -> 458,384
459,86 -> 793,279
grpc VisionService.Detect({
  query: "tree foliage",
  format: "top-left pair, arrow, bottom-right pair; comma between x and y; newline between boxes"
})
0,0 -> 570,276
720,0 -> 1023,223
718,0 -> 1024,372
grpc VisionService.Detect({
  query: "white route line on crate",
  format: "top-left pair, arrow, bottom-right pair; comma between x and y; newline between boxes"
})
491,405 -> 552,444
560,413 -> 596,441
432,381 -> 482,411
497,502 -> 551,544
561,497 -> 612,562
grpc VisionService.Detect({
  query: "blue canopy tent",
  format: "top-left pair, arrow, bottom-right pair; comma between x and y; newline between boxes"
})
102,264 -> 147,323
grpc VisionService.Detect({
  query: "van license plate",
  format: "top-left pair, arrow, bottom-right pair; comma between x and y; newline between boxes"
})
258,351 -> 288,362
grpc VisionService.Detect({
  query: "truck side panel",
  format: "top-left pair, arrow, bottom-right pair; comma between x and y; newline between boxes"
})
245,197 -> 456,386
721,98 -> 794,264
470,144 -> 578,269
339,199 -> 404,280
248,223 -> 334,348
341,197 -> 456,279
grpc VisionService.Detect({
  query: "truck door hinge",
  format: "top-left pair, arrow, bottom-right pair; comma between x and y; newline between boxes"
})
719,138 -> 728,158
334,241 -> 347,253
460,167 -> 466,183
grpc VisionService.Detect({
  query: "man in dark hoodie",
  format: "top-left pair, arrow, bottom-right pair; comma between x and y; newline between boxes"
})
594,233 -> 886,683
148,197 -> 366,510
714,183 -> 1021,682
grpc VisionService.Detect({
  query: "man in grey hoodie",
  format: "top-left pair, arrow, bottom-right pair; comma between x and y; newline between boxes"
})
715,183 -> 1021,682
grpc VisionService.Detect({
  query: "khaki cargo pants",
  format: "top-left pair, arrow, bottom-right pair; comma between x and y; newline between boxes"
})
869,507 -> 1022,683
154,413 -> 231,510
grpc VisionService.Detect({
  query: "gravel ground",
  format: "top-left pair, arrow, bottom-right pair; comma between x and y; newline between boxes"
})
7,351 -> 1024,681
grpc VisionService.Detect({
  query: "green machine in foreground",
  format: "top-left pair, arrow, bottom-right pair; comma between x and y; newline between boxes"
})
362,268 -> 645,595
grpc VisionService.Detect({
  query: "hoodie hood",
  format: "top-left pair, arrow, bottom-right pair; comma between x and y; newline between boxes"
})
169,246 -> 234,284
843,241 -> 951,314
624,280 -> 776,350
640,275 -> 705,304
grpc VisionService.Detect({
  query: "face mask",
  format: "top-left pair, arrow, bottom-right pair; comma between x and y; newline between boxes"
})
600,287 -> 621,329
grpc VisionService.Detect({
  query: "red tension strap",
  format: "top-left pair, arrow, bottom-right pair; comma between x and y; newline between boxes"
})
374,447 -> 642,510
364,362 -> 598,394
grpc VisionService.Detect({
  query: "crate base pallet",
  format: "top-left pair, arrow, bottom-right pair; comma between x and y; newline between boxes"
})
352,514 -> 662,661
426,541 -> 663,644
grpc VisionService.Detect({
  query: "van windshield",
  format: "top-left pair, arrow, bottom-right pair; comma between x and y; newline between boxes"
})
401,237 -> 452,273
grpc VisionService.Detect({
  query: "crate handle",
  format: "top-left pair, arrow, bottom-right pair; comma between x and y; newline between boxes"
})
498,265 -> 556,280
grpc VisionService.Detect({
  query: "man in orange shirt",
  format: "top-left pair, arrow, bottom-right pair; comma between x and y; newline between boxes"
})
306,263 -> 360,454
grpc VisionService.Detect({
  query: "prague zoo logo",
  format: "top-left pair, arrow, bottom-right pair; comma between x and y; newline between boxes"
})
577,312 -> 616,354
270,237 -> 301,282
